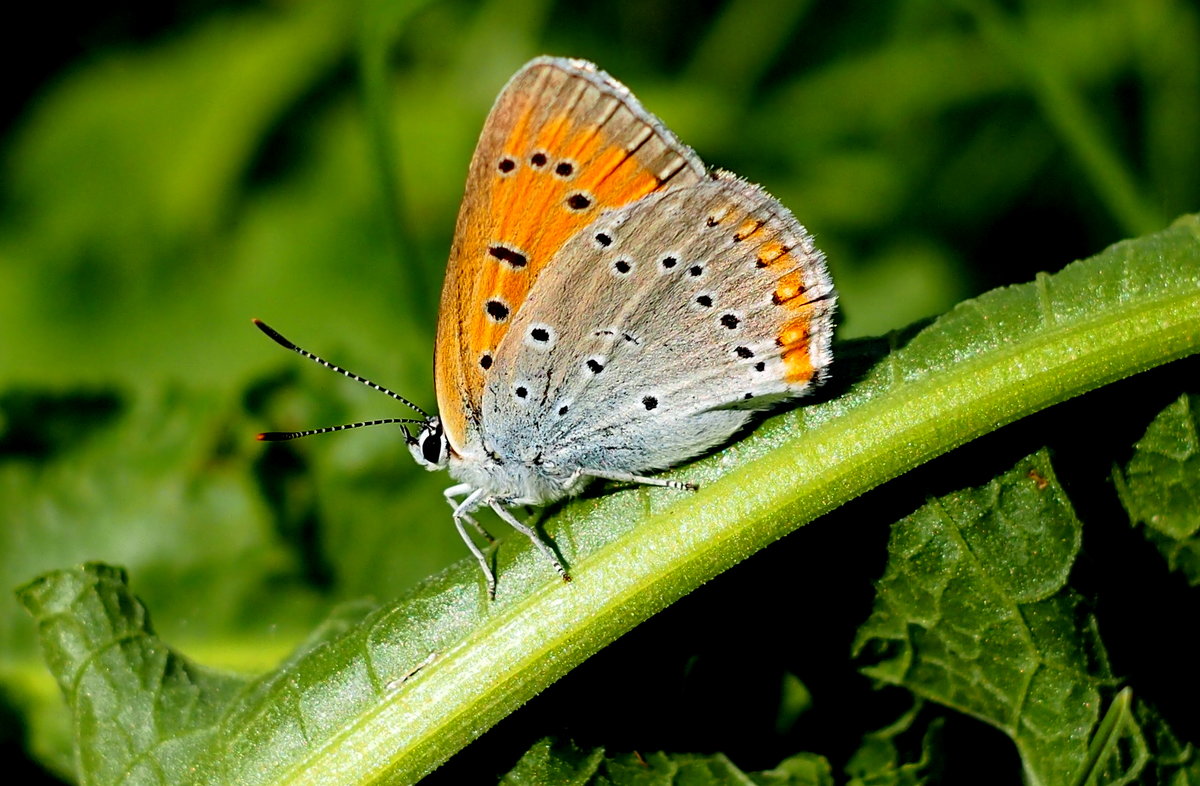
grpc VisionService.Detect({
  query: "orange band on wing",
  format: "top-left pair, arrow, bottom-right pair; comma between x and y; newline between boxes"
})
755,242 -> 790,268
781,345 -> 815,384
778,310 -> 815,383
434,59 -> 706,450
776,314 -> 811,349
772,270 -> 807,306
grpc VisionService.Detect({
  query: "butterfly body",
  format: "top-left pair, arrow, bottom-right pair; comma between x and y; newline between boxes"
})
258,56 -> 834,597
445,446 -> 588,508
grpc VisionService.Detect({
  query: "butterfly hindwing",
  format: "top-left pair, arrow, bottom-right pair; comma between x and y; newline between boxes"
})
435,57 -> 708,453
481,174 -> 835,476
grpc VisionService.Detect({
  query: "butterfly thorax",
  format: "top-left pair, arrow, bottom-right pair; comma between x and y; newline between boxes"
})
446,444 -> 589,506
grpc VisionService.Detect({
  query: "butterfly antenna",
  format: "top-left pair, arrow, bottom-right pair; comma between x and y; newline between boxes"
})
253,319 -> 430,418
258,418 -> 425,442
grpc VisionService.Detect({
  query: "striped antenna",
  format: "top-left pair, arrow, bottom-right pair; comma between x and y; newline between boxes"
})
258,418 -> 425,442
253,318 -> 429,417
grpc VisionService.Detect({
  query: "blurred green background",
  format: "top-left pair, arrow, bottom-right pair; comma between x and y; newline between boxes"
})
1,0 -> 1196,781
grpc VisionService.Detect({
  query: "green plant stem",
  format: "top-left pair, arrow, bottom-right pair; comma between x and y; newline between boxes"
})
278,263 -> 1200,782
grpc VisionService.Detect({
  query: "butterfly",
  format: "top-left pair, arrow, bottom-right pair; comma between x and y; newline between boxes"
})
256,56 -> 836,597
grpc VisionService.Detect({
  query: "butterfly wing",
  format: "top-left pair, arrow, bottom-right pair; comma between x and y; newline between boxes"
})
434,57 -> 707,455
481,174 -> 835,477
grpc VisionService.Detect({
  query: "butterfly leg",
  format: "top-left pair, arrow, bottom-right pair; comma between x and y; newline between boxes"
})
443,483 -> 495,543
576,468 -> 699,492
449,485 -> 497,598
487,500 -> 572,584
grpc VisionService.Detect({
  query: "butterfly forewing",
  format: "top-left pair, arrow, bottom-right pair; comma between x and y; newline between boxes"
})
481,175 -> 835,476
435,57 -> 707,453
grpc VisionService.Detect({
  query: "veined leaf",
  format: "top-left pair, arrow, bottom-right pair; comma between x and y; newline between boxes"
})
17,565 -> 376,785
17,565 -> 251,785
844,704 -> 941,786
853,452 -> 1200,786
853,451 -> 1105,785
499,737 -> 834,786
1114,392 -> 1200,584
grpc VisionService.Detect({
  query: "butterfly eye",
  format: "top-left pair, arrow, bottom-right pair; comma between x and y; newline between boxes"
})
421,420 -> 445,465
421,435 -> 441,464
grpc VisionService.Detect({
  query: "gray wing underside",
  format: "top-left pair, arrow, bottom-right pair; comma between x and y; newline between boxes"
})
481,175 -> 836,475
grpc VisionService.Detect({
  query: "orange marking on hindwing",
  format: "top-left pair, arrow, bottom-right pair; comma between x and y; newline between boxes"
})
755,242 -> 790,269
777,309 -> 816,384
782,346 -> 815,384
777,313 -> 812,349
772,271 -> 807,306
734,217 -> 766,242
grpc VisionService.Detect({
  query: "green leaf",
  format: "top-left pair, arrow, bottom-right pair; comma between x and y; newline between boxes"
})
755,755 -> 836,786
499,739 -> 605,785
499,738 -> 833,786
16,564 -> 251,785
774,671 -> 813,736
6,4 -> 1199,781
498,714 -> 939,786
16,565 -> 377,785
1113,393 -> 1200,584
241,215 -> 1197,784
853,450 -> 1200,786
845,704 -> 940,786
854,451 -> 1105,785
0,387 -> 327,663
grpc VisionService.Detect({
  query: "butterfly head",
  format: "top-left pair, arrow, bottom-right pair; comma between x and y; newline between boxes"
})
407,415 -> 450,471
